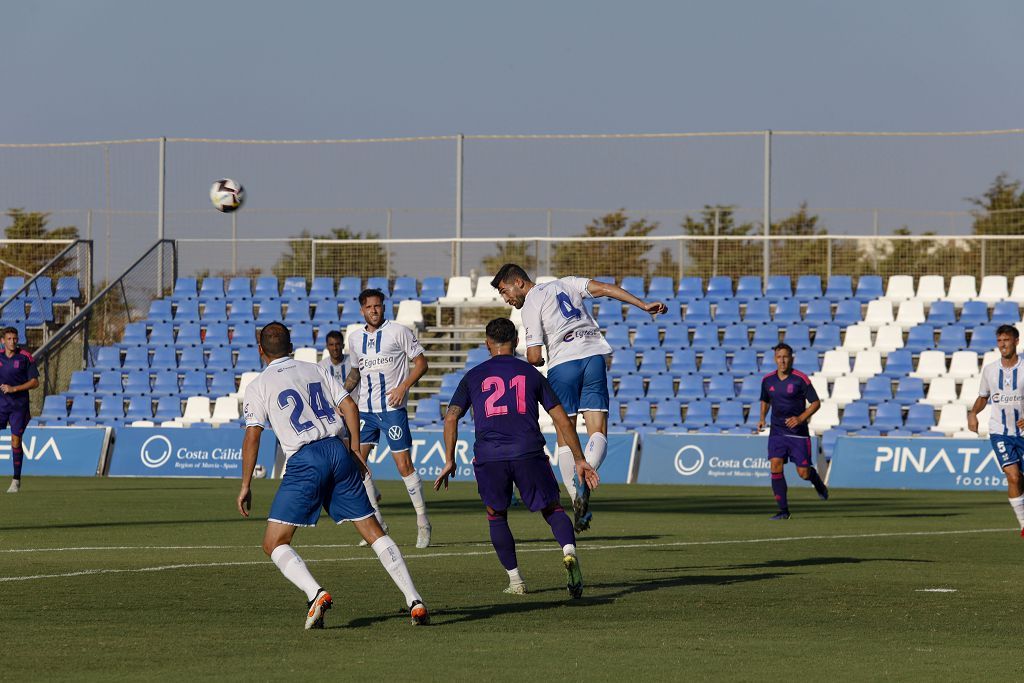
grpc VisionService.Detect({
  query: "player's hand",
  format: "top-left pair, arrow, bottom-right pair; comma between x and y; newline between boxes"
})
967,413 -> 979,433
756,420 -> 766,432
575,460 -> 600,491
433,460 -> 457,491
0,384 -> 8,394
643,301 -> 668,316
784,416 -> 801,429
386,385 -> 408,407
237,486 -> 252,517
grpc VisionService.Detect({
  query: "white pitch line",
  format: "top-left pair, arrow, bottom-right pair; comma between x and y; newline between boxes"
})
0,527 -> 1014,584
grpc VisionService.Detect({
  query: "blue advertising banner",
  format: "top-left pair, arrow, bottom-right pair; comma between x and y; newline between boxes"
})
0,427 -> 111,477
828,436 -> 1008,491
365,430 -> 639,484
636,433 -> 818,486
108,427 -> 279,478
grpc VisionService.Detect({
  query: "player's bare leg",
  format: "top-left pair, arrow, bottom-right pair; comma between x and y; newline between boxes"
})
393,449 -> 431,548
262,522 -> 331,629
352,515 -> 429,624
795,465 -> 829,500
1003,463 -> 1024,536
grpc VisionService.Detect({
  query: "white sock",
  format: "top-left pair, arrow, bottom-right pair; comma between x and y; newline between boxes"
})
371,535 -> 422,607
584,432 -> 608,471
562,543 -> 577,557
556,445 -> 577,502
363,472 -> 381,507
401,471 -> 429,521
270,544 -> 321,601
1010,494 -> 1024,528
507,567 -> 523,584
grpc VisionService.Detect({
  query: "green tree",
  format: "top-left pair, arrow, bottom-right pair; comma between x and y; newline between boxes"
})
482,239 -> 537,276
968,172 -> 1024,276
0,209 -> 80,279
274,227 -> 389,283
550,210 -> 670,280
680,205 -> 758,280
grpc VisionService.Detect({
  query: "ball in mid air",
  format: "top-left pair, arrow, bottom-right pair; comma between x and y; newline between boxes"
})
210,178 -> 245,213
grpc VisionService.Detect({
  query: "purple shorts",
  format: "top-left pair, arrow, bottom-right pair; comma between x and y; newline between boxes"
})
767,434 -> 814,468
474,456 -> 561,513
0,409 -> 30,437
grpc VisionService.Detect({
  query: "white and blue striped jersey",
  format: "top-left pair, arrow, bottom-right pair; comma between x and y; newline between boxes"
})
521,276 -> 612,369
346,320 -> 424,413
978,357 -> 1024,436
243,357 -> 349,458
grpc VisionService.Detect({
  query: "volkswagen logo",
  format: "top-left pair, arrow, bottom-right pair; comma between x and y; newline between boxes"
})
387,425 -> 404,441
140,435 -> 173,469
673,445 -> 705,477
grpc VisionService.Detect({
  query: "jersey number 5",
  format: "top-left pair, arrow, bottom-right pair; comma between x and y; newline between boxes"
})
481,375 -> 527,417
278,382 -> 336,434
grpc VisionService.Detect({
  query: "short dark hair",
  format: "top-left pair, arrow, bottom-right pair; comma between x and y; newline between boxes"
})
259,321 -> 292,357
490,263 -> 531,289
485,317 -> 517,346
773,342 -> 794,355
324,330 -> 343,344
358,288 -> 386,305
996,324 -> 1020,339
0,327 -> 18,338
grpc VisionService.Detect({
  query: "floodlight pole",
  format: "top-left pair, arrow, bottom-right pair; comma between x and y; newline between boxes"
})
158,136 -> 167,293
763,130 -> 771,282
454,133 -> 464,277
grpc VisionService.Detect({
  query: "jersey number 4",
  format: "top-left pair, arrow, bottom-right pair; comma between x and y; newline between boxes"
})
278,382 -> 336,434
481,375 -> 527,417
556,292 -> 582,320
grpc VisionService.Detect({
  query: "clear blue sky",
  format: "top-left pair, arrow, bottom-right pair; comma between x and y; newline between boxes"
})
5,0 -> 1023,140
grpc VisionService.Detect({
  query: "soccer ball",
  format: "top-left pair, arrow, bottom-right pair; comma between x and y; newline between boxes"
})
210,178 -> 245,213
253,465 -> 267,479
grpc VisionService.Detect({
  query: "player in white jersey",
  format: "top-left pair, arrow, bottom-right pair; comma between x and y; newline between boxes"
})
345,288 -> 432,548
490,264 -> 668,531
967,324 -> 1024,537
237,322 -> 428,628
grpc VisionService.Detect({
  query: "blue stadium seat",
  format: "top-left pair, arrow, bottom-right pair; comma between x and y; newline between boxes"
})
178,346 -> 205,370
25,299 -> 54,326
737,374 -> 762,404
173,277 -> 198,301
180,370 -> 208,396
604,322 -> 630,349
833,299 -> 863,328
226,277 -> 253,302
625,305 -> 657,326
677,374 -> 705,399
256,300 -> 283,323
647,276 -> 675,301
235,346 -> 262,372
311,301 -> 339,326
682,400 -> 713,430
804,299 -> 833,325
436,373 -> 464,403
94,370 -> 124,397
284,302 -> 310,322
1,276 -> 24,299
202,300 -> 228,321
797,352 -> 821,374
714,299 -> 742,324
706,374 -> 736,403
968,325 -> 996,353
40,395 -> 69,423
715,400 -> 745,427
411,398 -> 441,426
854,275 -> 884,303
795,275 -> 823,302
632,322 -> 661,349
198,277 -> 225,304
926,301 -> 956,325
121,346 -> 149,372
721,324 -> 749,349
53,276 -> 82,304
620,276 -> 646,298
698,349 -> 728,377
150,346 -> 177,371
820,429 -> 840,460
936,325 -> 967,354
765,276 -> 793,300
120,322 -> 148,348
0,301 -> 25,325
596,300 -> 624,326
839,402 -> 870,430
730,349 -> 760,375
465,347 -> 490,369
337,276 -> 362,301
253,277 -> 279,301
68,396 -> 97,423
691,324 -> 719,351
290,323 -> 315,349
661,326 -> 689,351
959,301 -> 989,327
94,346 -> 121,372
125,395 -> 153,422
882,350 -> 914,379
751,324 -> 780,349
905,325 -> 936,351
873,402 -> 904,432
206,346 -> 233,372
28,276 -> 53,300
228,301 -> 254,321
391,277 -> 418,301
646,374 -> 676,399
154,396 -> 183,423
147,300 -> 173,323
861,375 -> 893,404
616,375 -> 645,400
744,299 -> 772,323
894,376 -> 925,404
97,396 -> 125,425
203,322 -> 231,348
151,371 -> 180,398
811,324 -> 841,352
676,277 -> 704,302
670,349 -> 698,376
123,369 -> 152,398
904,404 -> 936,433
655,304 -> 684,328
783,324 -> 811,350
620,400 -> 652,430
175,323 -> 202,349
638,349 -> 668,378
306,277 -> 334,301
773,299 -> 801,323
340,304 -> 364,326
419,277 -> 445,304
230,322 -> 257,349
705,276 -> 733,303
282,277 -> 308,301
824,275 -> 854,303
735,276 -> 762,303
209,373 -> 236,397
991,301 -> 1020,326
684,300 -> 713,326
651,400 -> 682,430
67,370 -> 95,398
366,277 -> 391,298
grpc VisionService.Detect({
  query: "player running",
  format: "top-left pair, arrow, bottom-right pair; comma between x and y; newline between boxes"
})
0,326 -> 39,493
345,288 -> 433,548
237,322 -> 428,629
490,263 -> 666,531
757,343 -> 828,519
967,324 -> 1024,536
434,318 -> 599,598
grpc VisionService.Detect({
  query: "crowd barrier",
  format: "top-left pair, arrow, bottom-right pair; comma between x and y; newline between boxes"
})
0,427 -> 112,476
108,427 -> 279,478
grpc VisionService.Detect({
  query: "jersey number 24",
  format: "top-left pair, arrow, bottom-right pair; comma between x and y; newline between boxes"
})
278,382 -> 336,434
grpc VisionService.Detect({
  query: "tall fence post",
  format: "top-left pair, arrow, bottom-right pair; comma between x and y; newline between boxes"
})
980,240 -> 986,279
713,208 -> 720,277
231,212 -> 238,275
826,237 -> 832,280
546,209 -> 553,275
310,239 -> 317,281
454,133 -> 464,278
157,137 -> 167,293
763,130 -> 772,281
386,208 -> 393,277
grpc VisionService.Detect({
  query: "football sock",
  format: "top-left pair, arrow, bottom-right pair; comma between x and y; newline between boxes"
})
556,446 -> 577,501
11,445 -> 22,480
371,536 -> 422,607
806,467 -> 827,496
487,514 -> 518,571
270,544 -> 321,601
562,543 -> 577,557
584,432 -> 607,471
1009,494 -> 1024,528
507,567 -> 523,584
542,505 -> 576,548
401,472 -> 429,522
363,472 -> 381,507
771,472 -> 789,511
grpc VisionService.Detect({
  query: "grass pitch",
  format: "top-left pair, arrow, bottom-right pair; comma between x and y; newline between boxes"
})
0,477 -> 1017,681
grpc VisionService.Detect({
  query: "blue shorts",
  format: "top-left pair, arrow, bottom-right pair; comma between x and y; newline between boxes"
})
767,434 -> 814,468
546,355 -> 610,416
0,409 -> 30,437
989,434 -> 1024,469
268,438 -> 375,527
359,409 -> 413,452
474,456 -> 562,513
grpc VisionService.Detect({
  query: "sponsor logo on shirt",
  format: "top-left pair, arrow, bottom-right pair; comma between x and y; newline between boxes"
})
561,328 -> 602,343
361,355 -> 397,371
989,392 -> 1024,404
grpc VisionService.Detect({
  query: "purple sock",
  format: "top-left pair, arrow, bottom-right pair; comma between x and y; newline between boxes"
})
12,446 -> 23,480
487,514 -> 518,570
771,472 -> 788,510
542,506 -> 576,548
806,467 -> 827,495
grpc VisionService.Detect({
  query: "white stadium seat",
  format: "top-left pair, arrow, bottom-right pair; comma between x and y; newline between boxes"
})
469,277 -> 503,305
438,276 -> 473,305
922,377 -> 958,407
944,275 -> 978,307
931,403 -> 967,436
161,420 -> 185,428
947,351 -> 980,381
1009,276 -> 1024,305
977,275 -> 1008,305
864,300 -> 894,331
958,376 -> 981,406
915,275 -> 946,305
535,275 -> 557,285
911,350 -> 948,380
851,350 -> 883,380
294,347 -> 318,363
952,431 -> 977,439
982,350 -> 1000,368
210,396 -> 241,425
830,376 -> 861,408
841,323 -> 873,353
181,396 -> 212,425
873,324 -> 905,355
810,373 -> 830,400
130,420 -> 155,427
235,371 -> 261,400
820,350 -> 852,380
883,275 -> 916,304
895,299 -> 925,330
977,404 -> 992,437
395,299 -> 425,331
809,401 -> 840,434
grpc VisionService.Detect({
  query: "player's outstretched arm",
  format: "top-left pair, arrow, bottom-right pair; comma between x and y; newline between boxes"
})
237,426 -> 263,517
967,396 -> 988,433
549,404 -> 599,491
338,395 -> 361,453
434,405 -> 462,491
586,279 -> 667,316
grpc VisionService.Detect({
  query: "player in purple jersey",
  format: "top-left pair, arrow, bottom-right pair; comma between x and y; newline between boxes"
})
0,327 -> 39,493
757,343 -> 828,519
434,318 -> 600,598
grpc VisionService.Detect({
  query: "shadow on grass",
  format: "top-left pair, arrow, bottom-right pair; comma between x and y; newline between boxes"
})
642,556 -> 935,572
